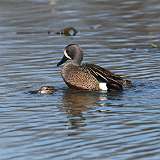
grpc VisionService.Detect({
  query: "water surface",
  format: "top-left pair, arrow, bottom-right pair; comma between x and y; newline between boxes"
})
0,0 -> 160,159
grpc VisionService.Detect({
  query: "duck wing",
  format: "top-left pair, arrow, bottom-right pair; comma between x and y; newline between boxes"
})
82,63 -> 123,90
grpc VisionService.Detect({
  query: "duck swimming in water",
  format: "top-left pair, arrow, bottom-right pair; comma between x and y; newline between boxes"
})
57,44 -> 132,91
29,86 -> 56,94
56,27 -> 78,36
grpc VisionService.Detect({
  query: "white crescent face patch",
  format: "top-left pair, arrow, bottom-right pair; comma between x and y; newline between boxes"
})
64,49 -> 71,59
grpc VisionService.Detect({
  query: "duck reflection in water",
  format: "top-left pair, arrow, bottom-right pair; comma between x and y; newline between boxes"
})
61,89 -> 100,129
60,89 -> 123,129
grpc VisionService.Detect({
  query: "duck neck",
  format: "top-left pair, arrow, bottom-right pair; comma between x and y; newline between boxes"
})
72,59 -> 81,66
72,52 -> 83,66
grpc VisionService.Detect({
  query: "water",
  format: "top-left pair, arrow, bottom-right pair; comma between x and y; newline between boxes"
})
0,0 -> 160,159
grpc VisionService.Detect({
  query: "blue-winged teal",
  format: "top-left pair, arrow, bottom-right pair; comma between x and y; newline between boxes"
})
29,86 -> 56,94
57,44 -> 132,91
56,27 -> 78,36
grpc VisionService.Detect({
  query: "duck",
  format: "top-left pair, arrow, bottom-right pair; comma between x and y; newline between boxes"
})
57,44 -> 132,91
29,86 -> 56,94
56,27 -> 78,36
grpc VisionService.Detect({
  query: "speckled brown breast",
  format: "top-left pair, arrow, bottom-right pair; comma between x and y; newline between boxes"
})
61,63 -> 99,91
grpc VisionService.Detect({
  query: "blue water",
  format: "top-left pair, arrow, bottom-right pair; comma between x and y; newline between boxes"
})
0,0 -> 160,159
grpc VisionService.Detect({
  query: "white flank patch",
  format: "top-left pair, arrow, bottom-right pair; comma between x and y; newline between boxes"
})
99,83 -> 108,91
64,49 -> 71,59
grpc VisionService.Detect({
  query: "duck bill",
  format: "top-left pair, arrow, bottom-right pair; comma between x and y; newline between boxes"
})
57,55 -> 68,66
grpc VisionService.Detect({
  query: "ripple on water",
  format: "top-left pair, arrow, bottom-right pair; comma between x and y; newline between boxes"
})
0,0 -> 160,160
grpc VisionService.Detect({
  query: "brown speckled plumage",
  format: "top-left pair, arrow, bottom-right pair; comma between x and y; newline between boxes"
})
61,63 -> 99,90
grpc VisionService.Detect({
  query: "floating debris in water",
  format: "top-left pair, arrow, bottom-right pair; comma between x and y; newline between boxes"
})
29,86 -> 56,94
150,43 -> 159,48
55,27 -> 78,36
90,24 -> 102,30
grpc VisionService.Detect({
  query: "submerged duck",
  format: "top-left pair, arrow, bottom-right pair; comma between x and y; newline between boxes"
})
57,44 -> 132,91
29,86 -> 56,94
56,27 -> 78,36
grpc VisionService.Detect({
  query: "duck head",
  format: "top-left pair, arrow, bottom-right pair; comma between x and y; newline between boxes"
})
38,86 -> 56,94
57,44 -> 83,66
